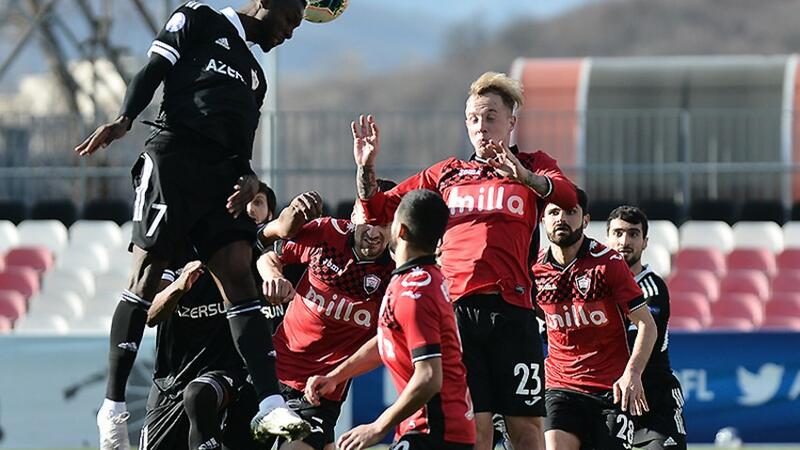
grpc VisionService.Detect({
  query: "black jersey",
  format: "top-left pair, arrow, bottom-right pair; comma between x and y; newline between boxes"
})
147,2 -> 267,159
153,268 -> 246,397
627,265 -> 674,386
253,222 -> 286,331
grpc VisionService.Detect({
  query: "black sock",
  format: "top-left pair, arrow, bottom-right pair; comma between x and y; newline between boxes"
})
105,291 -> 150,402
227,300 -> 279,401
184,381 -> 222,450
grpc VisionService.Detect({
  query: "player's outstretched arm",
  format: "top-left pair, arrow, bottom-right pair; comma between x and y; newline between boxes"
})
257,252 -> 295,306
305,336 -> 382,406
75,55 -> 171,156
353,114 -> 381,200
258,191 -> 323,247
337,358 -> 443,450
146,261 -> 204,326
614,304 -> 657,416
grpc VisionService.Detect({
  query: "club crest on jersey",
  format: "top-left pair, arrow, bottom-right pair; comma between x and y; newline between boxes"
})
364,274 -> 381,295
575,274 -> 591,296
165,12 -> 186,32
401,267 -> 432,287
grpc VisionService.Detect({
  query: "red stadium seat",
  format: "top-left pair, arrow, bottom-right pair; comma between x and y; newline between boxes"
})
0,267 -> 40,300
0,253 -> 4,272
674,248 -> 726,275
726,249 -> 777,277
719,270 -> 770,302
765,294 -> 800,318
668,316 -> 703,332
0,315 -> 10,334
770,270 -> 800,294
668,270 -> 720,301
760,316 -> 800,331
707,317 -> 756,331
670,292 -> 711,327
711,293 -> 764,327
776,249 -> 800,272
0,290 -> 26,322
4,246 -> 54,273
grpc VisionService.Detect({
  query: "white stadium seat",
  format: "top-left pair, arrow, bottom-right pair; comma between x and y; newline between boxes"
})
119,221 -> 134,249
733,221 -> 783,253
42,268 -> 96,300
28,291 -> 85,322
648,220 -> 679,254
94,272 -> 127,294
69,315 -> 112,334
642,244 -> 672,277
13,314 -> 70,334
0,220 -> 19,253
782,222 -> 800,249
584,221 -> 607,241
679,221 -> 734,253
69,220 -> 123,249
57,243 -> 110,273
107,248 -> 133,275
85,292 -> 122,318
17,220 -> 69,254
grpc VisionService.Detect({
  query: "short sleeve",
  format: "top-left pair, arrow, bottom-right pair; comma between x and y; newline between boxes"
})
607,253 -> 645,314
394,273 -> 444,362
147,2 -> 212,65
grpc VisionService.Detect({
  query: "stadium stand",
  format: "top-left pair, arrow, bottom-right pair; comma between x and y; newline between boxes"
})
641,244 -> 671,276
668,270 -> 719,301
584,221 -> 607,241
739,200 -> 786,224
4,247 -> 53,274
674,248 -> 726,275
727,249 -> 777,276
710,293 -> 764,327
31,199 -> 79,226
69,220 -> 124,250
668,316 -> 703,331
13,314 -> 70,334
719,270 -> 770,303
28,291 -> 85,322
82,199 -> 131,225
679,220 -> 734,252
776,249 -> 800,272
0,315 -> 10,333
689,199 -> 738,225
670,292 -> 712,327
42,268 -> 95,300
56,243 -> 110,273
0,290 -> 26,323
588,199 -> 622,222
0,266 -> 39,300
0,200 -> 27,224
0,220 -> 19,252
17,220 -> 68,254
648,220 -> 680,254
638,199 -> 683,224
732,221 -> 783,252
770,270 -> 800,295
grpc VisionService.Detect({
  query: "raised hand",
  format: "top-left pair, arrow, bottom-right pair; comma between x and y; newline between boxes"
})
304,375 -> 338,406
613,369 -> 649,416
336,423 -> 385,450
262,278 -> 295,305
226,174 -> 260,218
176,260 -> 204,291
352,114 -> 380,167
74,116 -> 132,156
289,191 -> 323,222
485,139 -> 525,181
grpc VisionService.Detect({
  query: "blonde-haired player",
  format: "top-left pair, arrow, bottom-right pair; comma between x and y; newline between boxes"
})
344,71 -> 578,450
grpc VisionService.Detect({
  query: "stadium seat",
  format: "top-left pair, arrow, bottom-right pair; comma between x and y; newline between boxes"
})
82,199 -> 132,225
726,249 -> 777,277
674,248 -> 726,275
648,220 -> 680,254
707,317 -> 756,331
770,270 -> 800,295
765,293 -> 800,317
719,270 -> 770,302
4,246 -> 54,273
679,221 -> 734,253
86,291 -> 122,318
739,200 -> 786,224
69,220 -> 124,249
669,291 -> 711,327
641,244 -> 671,277
30,199 -> 78,226
69,315 -> 112,334
94,272 -> 127,294
27,291 -> 84,322
732,221 -> 783,253
760,316 -> 800,330
42,268 -> 95,301
781,222 -> 800,249
0,200 -> 27,224
0,289 -> 26,323
668,316 -> 703,332
56,243 -> 110,273
777,249 -> 800,272
639,199 -> 683,224
0,315 -> 11,334
107,248 -> 133,275
584,221 -> 607,241
17,220 -> 69,254
668,270 -> 719,301
0,220 -> 19,252
120,222 -> 133,247
689,200 -> 738,225
710,293 -> 764,327
0,267 -> 40,300
13,313 -> 70,334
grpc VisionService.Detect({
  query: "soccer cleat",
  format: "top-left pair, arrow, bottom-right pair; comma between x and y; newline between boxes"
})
97,405 -> 131,450
250,406 -> 311,443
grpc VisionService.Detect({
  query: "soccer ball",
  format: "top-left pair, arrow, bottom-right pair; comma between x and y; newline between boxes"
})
303,0 -> 349,23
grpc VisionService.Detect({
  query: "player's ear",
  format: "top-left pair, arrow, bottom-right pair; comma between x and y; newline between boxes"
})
398,223 -> 411,241
642,235 -> 649,252
509,114 -> 517,131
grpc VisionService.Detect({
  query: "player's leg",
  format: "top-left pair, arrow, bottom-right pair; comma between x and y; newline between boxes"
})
595,408 -> 634,450
543,390 -> 587,450
544,430 -> 581,450
276,384 -> 343,450
633,380 -> 687,450
183,374 -> 234,450
140,385 -> 191,450
390,434 -> 474,450
505,416 -> 545,450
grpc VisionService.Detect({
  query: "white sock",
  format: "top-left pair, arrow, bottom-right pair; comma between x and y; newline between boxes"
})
101,399 -> 126,412
258,394 -> 286,414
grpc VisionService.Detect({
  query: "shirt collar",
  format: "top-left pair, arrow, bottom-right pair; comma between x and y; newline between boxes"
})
220,7 -> 247,43
542,236 -> 592,269
469,144 -> 520,163
391,255 -> 438,275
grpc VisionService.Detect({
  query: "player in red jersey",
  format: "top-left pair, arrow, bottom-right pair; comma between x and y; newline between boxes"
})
351,72 -> 577,450
532,189 -> 657,450
255,183 -> 396,450
306,189 -> 475,450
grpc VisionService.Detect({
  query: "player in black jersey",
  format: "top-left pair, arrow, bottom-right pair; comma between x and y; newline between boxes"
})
606,206 -> 687,450
74,1 -> 311,448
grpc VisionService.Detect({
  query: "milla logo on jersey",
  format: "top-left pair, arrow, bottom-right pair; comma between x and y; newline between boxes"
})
447,185 -> 528,217
303,286 -> 372,327
544,303 -> 609,330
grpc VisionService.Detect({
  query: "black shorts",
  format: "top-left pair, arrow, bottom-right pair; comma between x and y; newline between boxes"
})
454,294 -> 545,416
271,383 -> 344,450
139,370 -> 259,450
544,389 -> 632,450
130,130 -> 257,262
633,375 -> 687,450
390,434 -> 474,450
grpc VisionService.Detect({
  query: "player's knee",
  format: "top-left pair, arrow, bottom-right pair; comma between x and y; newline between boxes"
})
506,416 -> 545,449
183,381 -> 219,415
126,247 -> 168,298
473,413 -> 495,450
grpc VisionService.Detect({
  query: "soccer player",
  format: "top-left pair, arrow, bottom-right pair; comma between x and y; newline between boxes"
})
532,189 -> 658,450
606,206 -> 688,450
256,184 -> 396,450
306,189 -> 475,450
351,72 -> 577,450
75,1 -> 311,447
